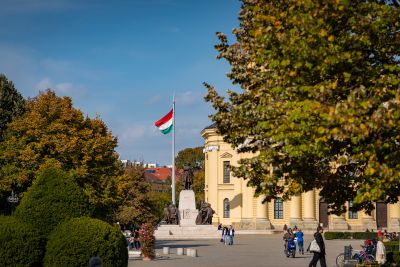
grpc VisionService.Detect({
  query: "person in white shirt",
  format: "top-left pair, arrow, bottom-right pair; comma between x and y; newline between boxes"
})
376,236 -> 386,265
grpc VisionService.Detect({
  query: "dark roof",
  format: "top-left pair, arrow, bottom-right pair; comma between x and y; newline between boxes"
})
203,123 -> 217,130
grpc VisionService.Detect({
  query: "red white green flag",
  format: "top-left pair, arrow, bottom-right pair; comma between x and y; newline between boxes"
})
154,109 -> 173,134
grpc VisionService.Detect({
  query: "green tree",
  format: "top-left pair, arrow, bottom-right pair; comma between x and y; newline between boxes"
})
205,0 -> 400,214
0,74 -> 25,141
175,146 -> 204,169
115,166 -> 156,225
175,146 -> 205,207
0,90 -> 123,219
0,75 -> 26,214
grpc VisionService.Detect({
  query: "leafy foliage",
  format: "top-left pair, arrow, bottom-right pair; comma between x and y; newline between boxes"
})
0,90 -> 123,218
0,74 -> 25,141
44,217 -> 128,267
15,167 -> 92,236
175,146 -> 204,169
115,166 -> 156,225
205,0 -> 400,214
0,216 -> 45,267
139,222 -> 155,259
176,146 -> 205,207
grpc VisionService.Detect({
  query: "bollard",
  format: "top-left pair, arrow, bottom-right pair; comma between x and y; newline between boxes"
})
188,248 -> 197,257
163,246 -> 170,255
177,248 -> 184,255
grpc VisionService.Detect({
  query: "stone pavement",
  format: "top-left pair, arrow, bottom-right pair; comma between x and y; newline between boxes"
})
128,234 -> 364,267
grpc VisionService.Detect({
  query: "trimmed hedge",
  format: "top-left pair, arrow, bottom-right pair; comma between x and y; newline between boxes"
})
324,231 -> 378,240
0,216 -> 45,267
15,167 -> 92,236
44,217 -> 128,267
324,231 -> 352,240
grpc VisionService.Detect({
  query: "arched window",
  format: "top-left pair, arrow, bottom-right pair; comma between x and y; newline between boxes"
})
223,198 -> 230,218
274,198 -> 284,219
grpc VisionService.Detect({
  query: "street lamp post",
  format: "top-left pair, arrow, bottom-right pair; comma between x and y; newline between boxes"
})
7,190 -> 19,212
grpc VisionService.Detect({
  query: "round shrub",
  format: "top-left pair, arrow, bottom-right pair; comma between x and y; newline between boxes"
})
15,167 -> 92,236
0,216 -> 45,267
44,217 -> 128,267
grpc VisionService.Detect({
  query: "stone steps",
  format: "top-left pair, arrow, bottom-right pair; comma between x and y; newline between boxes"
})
155,225 -> 220,240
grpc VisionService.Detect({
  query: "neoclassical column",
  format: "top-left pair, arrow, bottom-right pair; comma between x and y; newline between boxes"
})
256,195 -> 271,230
303,190 -> 319,230
389,202 -> 400,231
289,195 -> 302,227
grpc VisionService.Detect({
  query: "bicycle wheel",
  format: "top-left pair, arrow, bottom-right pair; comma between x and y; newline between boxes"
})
365,254 -> 375,263
336,253 -> 345,267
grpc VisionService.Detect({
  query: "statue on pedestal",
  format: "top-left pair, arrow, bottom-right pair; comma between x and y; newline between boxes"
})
195,201 -> 215,225
182,166 -> 194,190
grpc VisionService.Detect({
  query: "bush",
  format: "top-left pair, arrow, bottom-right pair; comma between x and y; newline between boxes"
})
352,232 -> 377,240
384,241 -> 399,252
15,167 -> 92,236
386,251 -> 400,265
44,217 -> 128,267
139,223 -> 155,259
0,216 -> 45,267
324,231 -> 378,240
324,231 -> 352,240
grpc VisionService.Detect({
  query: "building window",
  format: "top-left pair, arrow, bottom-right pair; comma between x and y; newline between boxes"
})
274,198 -> 284,219
348,201 -> 358,219
223,161 -> 230,183
223,198 -> 230,218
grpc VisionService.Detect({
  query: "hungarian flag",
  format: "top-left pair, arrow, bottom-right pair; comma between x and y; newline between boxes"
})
154,109 -> 173,134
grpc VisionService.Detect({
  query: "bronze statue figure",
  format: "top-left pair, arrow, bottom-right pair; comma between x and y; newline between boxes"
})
182,166 -> 194,190
195,201 -> 215,225
162,203 -> 179,225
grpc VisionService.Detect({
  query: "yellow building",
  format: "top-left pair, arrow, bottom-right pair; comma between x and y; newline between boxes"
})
201,124 -> 400,231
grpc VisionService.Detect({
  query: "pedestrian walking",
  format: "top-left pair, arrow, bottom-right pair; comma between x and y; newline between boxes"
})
228,225 -> 235,245
222,226 -> 228,245
308,226 -> 327,267
376,236 -> 386,265
296,229 -> 304,255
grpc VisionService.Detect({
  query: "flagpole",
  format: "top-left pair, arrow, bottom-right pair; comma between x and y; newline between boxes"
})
172,93 -> 176,205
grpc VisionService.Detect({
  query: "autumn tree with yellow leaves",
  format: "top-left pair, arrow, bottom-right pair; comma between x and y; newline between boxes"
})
205,0 -> 400,214
0,90 -> 123,219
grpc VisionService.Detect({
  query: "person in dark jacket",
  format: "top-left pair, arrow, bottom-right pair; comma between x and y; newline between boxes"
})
309,226 -> 326,267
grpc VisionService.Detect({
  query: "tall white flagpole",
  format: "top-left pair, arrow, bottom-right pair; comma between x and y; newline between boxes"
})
172,94 -> 176,205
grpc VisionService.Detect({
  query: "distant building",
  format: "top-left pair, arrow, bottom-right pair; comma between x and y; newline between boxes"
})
144,167 -> 182,193
201,124 -> 399,231
120,160 -> 158,168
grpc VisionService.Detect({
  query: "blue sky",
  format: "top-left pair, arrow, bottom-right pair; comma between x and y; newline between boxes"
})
0,0 -> 241,165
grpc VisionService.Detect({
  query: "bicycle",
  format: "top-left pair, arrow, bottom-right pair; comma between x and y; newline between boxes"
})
336,244 -> 375,267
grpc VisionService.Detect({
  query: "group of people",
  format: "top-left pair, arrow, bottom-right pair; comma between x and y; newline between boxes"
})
282,224 -> 326,266
282,225 -> 305,255
219,224 -> 235,245
127,228 -> 141,250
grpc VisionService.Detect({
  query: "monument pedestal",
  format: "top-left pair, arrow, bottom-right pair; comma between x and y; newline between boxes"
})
155,190 -> 219,240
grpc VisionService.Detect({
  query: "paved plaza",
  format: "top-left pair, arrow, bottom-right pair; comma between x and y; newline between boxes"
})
128,234 -> 363,267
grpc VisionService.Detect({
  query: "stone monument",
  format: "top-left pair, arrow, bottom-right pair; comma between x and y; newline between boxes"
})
155,167 -> 219,240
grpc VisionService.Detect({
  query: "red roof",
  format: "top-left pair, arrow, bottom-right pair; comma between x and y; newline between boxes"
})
144,167 -> 182,182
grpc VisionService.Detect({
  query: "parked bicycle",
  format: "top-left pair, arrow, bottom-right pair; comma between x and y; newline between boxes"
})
336,243 -> 375,267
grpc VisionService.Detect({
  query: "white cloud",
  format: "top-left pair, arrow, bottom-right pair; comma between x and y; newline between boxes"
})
35,77 -> 87,98
176,91 -> 202,106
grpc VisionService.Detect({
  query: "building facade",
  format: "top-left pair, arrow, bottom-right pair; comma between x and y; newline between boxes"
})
201,124 -> 400,231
